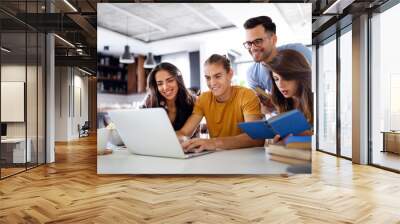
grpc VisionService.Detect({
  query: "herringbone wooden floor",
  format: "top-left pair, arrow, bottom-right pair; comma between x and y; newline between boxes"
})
1,135 -> 400,224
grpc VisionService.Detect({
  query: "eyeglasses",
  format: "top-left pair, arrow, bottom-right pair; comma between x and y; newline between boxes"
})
243,36 -> 270,49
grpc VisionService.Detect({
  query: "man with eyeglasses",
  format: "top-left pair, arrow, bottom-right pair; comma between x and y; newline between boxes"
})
243,16 -> 311,114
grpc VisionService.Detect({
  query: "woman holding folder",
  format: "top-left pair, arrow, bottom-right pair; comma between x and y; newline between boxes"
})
265,49 -> 313,142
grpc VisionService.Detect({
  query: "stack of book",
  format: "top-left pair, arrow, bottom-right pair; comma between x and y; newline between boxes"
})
266,136 -> 311,165
238,109 -> 312,165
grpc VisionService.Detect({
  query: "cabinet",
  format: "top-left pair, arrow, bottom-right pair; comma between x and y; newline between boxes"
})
382,131 -> 400,154
97,53 -> 137,94
97,54 -> 151,95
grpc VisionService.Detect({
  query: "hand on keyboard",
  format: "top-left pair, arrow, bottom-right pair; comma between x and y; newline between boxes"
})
181,138 -> 217,153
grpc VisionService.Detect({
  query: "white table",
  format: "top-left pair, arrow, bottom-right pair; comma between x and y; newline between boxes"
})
1,138 -> 31,163
97,147 -> 311,174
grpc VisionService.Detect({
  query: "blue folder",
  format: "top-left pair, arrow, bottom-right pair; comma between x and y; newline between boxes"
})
238,109 -> 311,139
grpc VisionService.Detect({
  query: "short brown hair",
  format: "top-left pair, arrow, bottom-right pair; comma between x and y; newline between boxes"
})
204,54 -> 231,72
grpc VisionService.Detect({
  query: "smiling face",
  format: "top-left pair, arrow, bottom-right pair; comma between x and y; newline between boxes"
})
272,72 -> 298,98
245,24 -> 277,63
155,70 -> 179,102
204,63 -> 233,101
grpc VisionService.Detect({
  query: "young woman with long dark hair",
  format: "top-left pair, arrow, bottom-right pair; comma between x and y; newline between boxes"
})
266,49 -> 313,142
142,62 -> 196,132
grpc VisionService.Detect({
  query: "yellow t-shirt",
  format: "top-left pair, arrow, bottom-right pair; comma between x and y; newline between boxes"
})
193,86 -> 262,138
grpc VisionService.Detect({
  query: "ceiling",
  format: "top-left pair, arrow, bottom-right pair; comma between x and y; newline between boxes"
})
1,32 -> 46,65
98,3 -> 235,42
0,0 -> 100,71
97,2 -> 312,61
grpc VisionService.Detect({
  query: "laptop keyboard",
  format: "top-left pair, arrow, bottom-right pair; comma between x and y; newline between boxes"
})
184,150 -> 212,158
184,148 -> 203,154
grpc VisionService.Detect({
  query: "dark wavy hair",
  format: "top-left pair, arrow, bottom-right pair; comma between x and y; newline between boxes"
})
143,62 -> 195,130
243,16 -> 276,34
266,49 -> 313,124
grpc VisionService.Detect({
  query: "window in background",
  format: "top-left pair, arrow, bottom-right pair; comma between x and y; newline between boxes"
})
317,36 -> 337,154
0,1 -> 47,179
371,2 -> 400,171
339,27 -> 352,158
1,31 -> 28,178
390,74 -> 400,130
234,62 -> 252,88
161,52 -> 191,88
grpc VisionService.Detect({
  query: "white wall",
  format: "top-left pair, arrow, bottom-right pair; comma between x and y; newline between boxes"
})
72,74 -> 89,138
1,65 -> 41,138
1,65 -> 26,138
198,32 -> 242,91
55,66 -> 68,141
54,67 -> 89,141
1,65 -> 26,82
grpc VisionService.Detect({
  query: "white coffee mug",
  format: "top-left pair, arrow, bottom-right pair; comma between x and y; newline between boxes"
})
97,128 -> 110,154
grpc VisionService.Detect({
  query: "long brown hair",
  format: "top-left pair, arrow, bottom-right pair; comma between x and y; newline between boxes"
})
143,62 -> 195,130
145,62 -> 194,107
266,49 -> 313,124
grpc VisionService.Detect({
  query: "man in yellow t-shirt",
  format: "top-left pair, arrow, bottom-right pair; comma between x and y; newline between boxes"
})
177,54 -> 264,153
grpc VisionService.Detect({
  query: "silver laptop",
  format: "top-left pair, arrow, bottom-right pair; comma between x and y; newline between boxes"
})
108,108 -> 212,159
